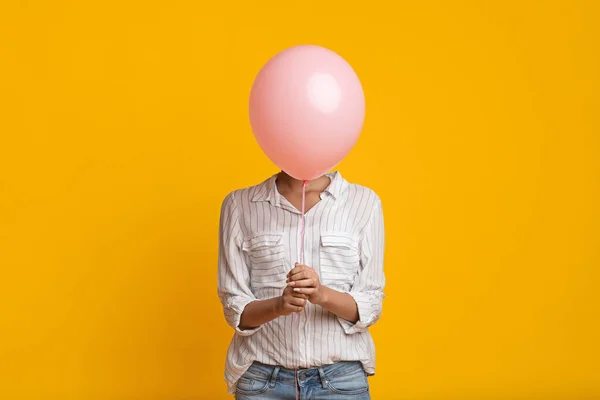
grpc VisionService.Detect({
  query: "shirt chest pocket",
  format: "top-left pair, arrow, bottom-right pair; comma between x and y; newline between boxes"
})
319,231 -> 361,291
242,232 -> 287,293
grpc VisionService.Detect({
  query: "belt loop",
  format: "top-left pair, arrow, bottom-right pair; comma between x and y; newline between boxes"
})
317,366 -> 328,389
269,366 -> 280,388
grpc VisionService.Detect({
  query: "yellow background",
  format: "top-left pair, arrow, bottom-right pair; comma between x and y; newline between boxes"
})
1,1 -> 599,399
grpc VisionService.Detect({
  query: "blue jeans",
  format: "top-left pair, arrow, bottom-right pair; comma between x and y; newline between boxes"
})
234,361 -> 370,399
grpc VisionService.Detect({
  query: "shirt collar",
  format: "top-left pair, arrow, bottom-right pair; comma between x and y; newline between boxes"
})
251,171 -> 348,205
323,171 -> 347,200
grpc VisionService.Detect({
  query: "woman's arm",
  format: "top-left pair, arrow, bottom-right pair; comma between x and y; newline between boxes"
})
219,192 -> 309,333
315,286 -> 359,323
288,199 -> 385,333
239,286 -> 307,330
238,297 -> 280,331
218,193 -> 262,336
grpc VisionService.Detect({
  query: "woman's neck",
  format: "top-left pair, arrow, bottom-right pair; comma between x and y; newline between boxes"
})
276,171 -> 331,194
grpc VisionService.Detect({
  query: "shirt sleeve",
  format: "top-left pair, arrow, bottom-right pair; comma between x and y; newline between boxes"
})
217,191 -> 261,336
338,199 -> 386,334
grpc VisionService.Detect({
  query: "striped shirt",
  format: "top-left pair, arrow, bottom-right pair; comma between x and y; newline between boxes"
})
217,171 -> 385,394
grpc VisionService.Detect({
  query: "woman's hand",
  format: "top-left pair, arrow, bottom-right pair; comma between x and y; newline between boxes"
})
286,263 -> 327,305
276,286 -> 308,316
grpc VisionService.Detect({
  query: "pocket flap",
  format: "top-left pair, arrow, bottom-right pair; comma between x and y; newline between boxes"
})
321,231 -> 359,249
242,232 -> 284,251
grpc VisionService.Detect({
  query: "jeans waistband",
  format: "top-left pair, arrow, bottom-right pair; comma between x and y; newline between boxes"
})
249,361 -> 364,389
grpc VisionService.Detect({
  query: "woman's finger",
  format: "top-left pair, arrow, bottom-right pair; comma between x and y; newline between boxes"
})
290,297 -> 306,307
287,271 -> 308,282
287,278 -> 316,288
292,287 -> 316,295
290,271 -> 318,283
288,269 -> 308,280
287,263 -> 313,278
287,264 -> 305,277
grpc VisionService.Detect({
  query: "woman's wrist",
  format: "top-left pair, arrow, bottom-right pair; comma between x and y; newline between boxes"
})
273,295 -> 284,317
313,286 -> 330,307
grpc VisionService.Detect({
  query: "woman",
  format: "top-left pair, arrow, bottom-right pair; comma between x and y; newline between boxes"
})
218,170 -> 385,399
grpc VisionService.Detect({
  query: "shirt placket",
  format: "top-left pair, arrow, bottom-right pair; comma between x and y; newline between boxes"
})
274,194 -> 308,367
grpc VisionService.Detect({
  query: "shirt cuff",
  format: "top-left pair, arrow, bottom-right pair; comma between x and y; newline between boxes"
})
337,291 -> 374,335
227,296 -> 262,336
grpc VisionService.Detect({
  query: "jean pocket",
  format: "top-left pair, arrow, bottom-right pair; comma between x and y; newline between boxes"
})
319,231 -> 360,291
235,376 -> 270,396
242,232 -> 287,293
235,363 -> 274,396
325,364 -> 369,395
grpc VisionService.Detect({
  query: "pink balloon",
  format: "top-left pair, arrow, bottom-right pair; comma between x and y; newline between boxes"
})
249,45 -> 365,181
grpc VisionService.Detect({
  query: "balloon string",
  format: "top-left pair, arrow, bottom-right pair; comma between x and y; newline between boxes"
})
294,180 -> 308,400
300,180 -> 307,264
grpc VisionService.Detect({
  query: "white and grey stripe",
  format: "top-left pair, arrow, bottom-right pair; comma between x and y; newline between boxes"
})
217,171 -> 385,394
